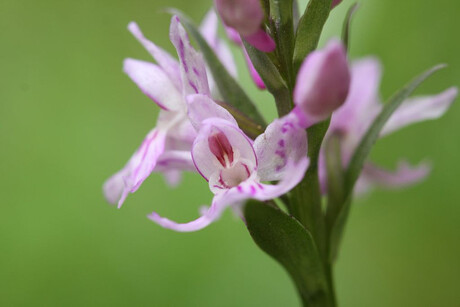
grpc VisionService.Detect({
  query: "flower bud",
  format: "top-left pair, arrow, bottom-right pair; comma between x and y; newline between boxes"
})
215,0 -> 275,52
293,39 -> 351,124
215,0 -> 264,36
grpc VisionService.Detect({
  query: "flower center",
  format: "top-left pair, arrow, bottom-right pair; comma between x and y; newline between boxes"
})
218,161 -> 252,188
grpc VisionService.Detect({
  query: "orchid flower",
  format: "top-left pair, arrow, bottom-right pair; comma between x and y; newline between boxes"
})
103,15 -> 236,207
319,57 -> 458,194
149,94 -> 309,232
214,0 -> 276,53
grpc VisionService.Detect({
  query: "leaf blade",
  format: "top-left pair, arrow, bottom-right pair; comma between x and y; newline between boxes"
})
244,200 -> 332,306
293,0 -> 333,74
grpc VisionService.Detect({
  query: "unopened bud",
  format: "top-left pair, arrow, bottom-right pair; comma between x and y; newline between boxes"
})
294,39 -> 351,124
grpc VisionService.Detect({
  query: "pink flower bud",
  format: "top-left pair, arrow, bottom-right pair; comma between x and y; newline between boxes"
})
294,39 -> 351,123
215,0 -> 264,36
215,0 -> 276,52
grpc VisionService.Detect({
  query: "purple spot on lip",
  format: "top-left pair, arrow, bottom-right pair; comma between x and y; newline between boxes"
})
237,186 -> 243,193
192,67 -> 200,77
250,185 -> 256,195
281,122 -> 294,133
275,149 -> 286,159
278,139 -> 285,147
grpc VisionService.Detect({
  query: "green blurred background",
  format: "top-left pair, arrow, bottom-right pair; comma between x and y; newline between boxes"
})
1,0 -> 459,306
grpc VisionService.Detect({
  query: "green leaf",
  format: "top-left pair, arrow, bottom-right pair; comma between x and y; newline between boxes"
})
244,200 -> 332,307
341,3 -> 359,51
243,41 -> 293,116
269,0 -> 296,88
293,0 -> 333,74
328,64 -> 447,261
173,11 -> 267,127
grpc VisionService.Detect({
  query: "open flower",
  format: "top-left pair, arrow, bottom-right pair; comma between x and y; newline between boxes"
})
104,15 -> 235,207
320,57 -> 458,193
148,95 -> 309,231
215,0 -> 276,52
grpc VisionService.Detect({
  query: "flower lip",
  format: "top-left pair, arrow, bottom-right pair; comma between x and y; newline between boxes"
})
191,118 -> 257,182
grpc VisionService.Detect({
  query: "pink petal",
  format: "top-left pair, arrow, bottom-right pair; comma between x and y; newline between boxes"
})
103,128 -> 167,208
214,0 -> 264,36
242,47 -> 266,89
148,191 -> 238,232
147,157 -> 309,232
123,58 -> 183,111
128,22 -> 182,91
294,39 -> 350,123
356,161 -> 431,194
192,119 -> 256,181
170,16 -> 211,97
243,29 -> 276,53
254,112 -> 307,181
224,25 -> 243,46
381,87 -> 458,136
330,57 -> 382,135
186,94 -> 237,130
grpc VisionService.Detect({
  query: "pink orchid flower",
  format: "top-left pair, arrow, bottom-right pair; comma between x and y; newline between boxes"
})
319,57 -> 458,194
103,15 -> 236,208
149,95 -> 309,232
215,0 -> 276,53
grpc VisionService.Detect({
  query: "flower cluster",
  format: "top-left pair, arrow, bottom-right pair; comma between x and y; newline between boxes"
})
104,3 -> 457,233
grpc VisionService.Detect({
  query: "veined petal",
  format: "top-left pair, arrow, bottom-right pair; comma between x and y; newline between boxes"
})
243,29 -> 276,53
186,94 -> 237,130
123,58 -> 183,111
128,22 -> 182,91
170,16 -> 211,97
192,119 -> 256,181
147,157 -> 309,232
355,161 -> 431,194
254,113 -> 307,181
381,87 -> 458,136
104,128 -> 167,208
